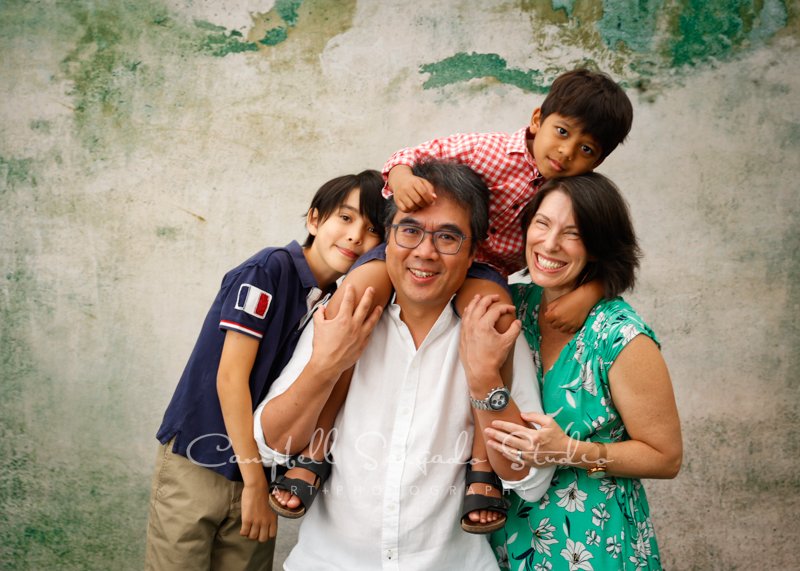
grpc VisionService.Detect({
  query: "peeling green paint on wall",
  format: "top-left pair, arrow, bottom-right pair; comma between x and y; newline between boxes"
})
0,156 -> 37,192
259,0 -> 304,46
669,0 -> 788,66
597,0 -> 664,53
420,52 -> 550,93
198,24 -> 259,56
1,252 -> 152,568
551,0 -> 576,18
2,0 -> 356,157
248,0 -> 357,59
422,0 -> 791,94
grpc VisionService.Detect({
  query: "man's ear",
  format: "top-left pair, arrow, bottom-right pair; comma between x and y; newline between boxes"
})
306,208 -> 320,237
529,107 -> 542,135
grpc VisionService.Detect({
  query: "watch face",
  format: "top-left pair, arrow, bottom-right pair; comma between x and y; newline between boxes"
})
488,388 -> 510,411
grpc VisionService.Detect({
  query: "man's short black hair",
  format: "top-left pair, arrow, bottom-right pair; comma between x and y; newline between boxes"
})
303,170 -> 387,247
520,173 -> 641,298
385,160 -> 490,253
540,68 -> 633,160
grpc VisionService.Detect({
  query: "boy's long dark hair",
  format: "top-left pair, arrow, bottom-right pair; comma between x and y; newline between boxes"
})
302,170 -> 387,247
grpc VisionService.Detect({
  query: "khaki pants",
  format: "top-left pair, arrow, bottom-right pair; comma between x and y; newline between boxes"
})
145,440 -> 275,570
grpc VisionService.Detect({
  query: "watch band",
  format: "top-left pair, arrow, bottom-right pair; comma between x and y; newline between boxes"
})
469,397 -> 493,411
469,386 -> 510,411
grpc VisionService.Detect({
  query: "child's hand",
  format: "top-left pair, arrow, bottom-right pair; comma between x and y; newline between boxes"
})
394,175 -> 437,212
543,296 -> 582,333
240,481 -> 278,542
543,280 -> 604,333
389,166 -> 437,212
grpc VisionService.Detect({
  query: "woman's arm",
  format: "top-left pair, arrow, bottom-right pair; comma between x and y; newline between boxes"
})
486,334 -> 682,480
602,333 -> 682,478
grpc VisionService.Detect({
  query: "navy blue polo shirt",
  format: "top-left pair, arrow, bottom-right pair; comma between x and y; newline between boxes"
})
156,241 -> 327,481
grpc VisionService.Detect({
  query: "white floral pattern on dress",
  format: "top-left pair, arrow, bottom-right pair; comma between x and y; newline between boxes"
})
585,529 -> 600,547
579,361 -> 597,395
598,478 -> 617,500
555,481 -> 587,513
531,518 -> 558,556
494,286 -> 663,571
605,535 -> 621,558
560,539 -> 594,571
591,503 -> 610,530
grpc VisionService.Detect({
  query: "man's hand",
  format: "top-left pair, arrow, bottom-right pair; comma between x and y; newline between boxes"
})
459,295 -> 521,385
308,285 -> 383,381
388,165 -> 437,212
240,481 -> 278,542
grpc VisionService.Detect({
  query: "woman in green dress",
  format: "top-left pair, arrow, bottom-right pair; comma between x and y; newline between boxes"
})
484,173 -> 682,570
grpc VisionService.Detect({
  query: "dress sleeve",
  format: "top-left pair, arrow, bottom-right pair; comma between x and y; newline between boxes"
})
596,301 -> 660,366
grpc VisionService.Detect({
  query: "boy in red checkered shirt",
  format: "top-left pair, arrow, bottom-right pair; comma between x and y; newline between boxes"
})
268,68 -> 633,533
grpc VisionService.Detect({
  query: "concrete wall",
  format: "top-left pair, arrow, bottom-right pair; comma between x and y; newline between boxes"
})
1,1 -> 798,568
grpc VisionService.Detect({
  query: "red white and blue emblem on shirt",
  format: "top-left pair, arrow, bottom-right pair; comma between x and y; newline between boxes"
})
234,283 -> 272,319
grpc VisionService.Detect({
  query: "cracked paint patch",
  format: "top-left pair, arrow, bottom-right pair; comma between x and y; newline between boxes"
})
421,0 -> 791,96
420,52 -> 550,93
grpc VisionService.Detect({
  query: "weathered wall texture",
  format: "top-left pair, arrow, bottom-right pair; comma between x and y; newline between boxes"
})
1,1 -> 798,568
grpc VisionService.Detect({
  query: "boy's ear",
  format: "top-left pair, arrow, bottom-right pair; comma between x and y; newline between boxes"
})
529,107 -> 542,134
306,208 -> 320,236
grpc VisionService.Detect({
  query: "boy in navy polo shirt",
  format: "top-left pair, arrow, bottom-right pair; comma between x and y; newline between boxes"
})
145,170 -> 387,570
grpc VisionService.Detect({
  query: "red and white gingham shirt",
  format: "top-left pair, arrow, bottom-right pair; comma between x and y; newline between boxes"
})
382,127 -> 545,277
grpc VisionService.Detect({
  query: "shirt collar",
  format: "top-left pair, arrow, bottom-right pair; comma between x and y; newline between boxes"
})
508,126 -> 544,187
286,240 -> 318,290
286,240 -> 331,320
507,126 -> 531,156
386,294 -> 459,346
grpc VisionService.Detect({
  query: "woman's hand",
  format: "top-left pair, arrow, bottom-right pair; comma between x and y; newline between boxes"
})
485,411 -> 573,468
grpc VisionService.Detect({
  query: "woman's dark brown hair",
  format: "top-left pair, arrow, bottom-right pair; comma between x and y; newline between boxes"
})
520,173 -> 641,298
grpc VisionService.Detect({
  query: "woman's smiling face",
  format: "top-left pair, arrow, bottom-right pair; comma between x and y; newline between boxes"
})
525,189 -> 589,300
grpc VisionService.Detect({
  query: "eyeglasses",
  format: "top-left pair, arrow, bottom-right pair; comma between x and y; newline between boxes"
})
390,223 -> 470,255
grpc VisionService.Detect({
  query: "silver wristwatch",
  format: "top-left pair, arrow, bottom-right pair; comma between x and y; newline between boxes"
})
469,386 -> 511,411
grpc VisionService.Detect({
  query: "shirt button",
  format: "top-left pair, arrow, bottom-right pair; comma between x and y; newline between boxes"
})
490,227 -> 497,234
511,203 -> 520,210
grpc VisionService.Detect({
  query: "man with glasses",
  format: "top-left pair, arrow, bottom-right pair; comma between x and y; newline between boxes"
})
254,160 -> 552,570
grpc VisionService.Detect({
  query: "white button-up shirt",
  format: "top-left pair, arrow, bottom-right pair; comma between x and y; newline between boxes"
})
254,300 -> 553,570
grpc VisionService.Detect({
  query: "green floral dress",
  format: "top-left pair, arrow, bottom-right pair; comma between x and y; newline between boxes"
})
491,283 -> 663,571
